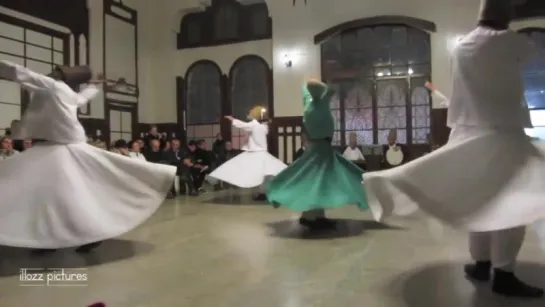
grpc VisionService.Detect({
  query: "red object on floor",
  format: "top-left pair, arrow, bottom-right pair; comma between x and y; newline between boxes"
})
88,303 -> 105,307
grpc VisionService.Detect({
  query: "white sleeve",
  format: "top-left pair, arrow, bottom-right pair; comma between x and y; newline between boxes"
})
232,119 -> 254,132
357,148 -> 365,160
342,147 -> 350,158
431,90 -> 450,107
76,84 -> 101,107
0,61 -> 56,91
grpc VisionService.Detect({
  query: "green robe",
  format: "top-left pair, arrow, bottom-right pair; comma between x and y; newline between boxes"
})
267,82 -> 368,211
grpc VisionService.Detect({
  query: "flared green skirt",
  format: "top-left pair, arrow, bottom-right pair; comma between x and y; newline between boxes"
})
267,140 -> 368,211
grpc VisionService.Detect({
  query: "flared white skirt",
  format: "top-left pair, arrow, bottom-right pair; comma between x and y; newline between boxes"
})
0,142 -> 176,248
207,151 -> 287,188
363,126 -> 545,232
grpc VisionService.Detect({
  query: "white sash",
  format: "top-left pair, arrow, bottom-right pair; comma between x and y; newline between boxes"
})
385,144 -> 404,166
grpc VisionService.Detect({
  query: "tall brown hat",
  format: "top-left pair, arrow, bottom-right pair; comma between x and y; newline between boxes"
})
478,0 -> 513,25
52,65 -> 92,85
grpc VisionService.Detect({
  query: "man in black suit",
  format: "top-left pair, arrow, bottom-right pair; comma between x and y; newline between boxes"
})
166,138 -> 198,196
144,139 -> 174,198
144,125 -> 165,149
185,140 -> 207,193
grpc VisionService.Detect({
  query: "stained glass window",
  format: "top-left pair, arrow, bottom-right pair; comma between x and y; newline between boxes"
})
230,56 -> 269,148
376,79 -> 407,143
328,83 -> 342,145
410,77 -> 431,143
186,62 -> 222,142
344,81 -> 374,145
520,29 -> 545,110
321,24 -> 431,146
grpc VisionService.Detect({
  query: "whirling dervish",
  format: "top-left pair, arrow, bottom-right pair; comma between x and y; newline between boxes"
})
207,105 -> 287,200
0,61 -> 176,253
363,0 -> 544,298
267,78 -> 368,229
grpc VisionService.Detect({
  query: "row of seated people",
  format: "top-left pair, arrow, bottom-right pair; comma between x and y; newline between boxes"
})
105,135 -> 241,197
0,135 -> 33,160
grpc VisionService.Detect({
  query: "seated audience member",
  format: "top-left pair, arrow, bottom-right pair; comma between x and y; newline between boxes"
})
343,132 -> 366,170
10,120 -> 24,151
144,125 -> 166,149
195,139 -> 213,172
144,139 -> 168,163
166,138 -> 198,196
128,140 -> 146,161
212,133 -> 225,159
135,138 -> 145,151
144,139 -> 174,198
164,140 -> 171,152
0,136 -> 18,160
216,141 -> 240,165
294,136 -> 308,161
111,139 -> 130,156
185,140 -> 207,193
22,139 -> 32,151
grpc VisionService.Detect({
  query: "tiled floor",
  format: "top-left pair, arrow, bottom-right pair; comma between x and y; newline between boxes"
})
0,190 -> 544,307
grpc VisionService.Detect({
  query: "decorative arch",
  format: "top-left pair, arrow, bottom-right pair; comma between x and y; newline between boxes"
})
227,55 -> 272,149
320,21 -> 432,150
314,16 -> 436,45
184,60 -> 224,147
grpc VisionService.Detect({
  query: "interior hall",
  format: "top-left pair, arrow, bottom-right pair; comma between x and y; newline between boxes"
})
0,0 -> 544,306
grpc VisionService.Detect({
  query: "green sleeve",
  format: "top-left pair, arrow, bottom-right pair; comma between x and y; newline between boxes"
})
302,84 -> 313,109
321,85 -> 335,101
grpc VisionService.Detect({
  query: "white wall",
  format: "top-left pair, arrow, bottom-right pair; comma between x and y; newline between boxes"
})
0,0 -> 158,131
150,0 -> 545,122
267,0 -> 545,117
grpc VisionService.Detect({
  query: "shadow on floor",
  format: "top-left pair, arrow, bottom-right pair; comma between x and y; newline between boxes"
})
266,218 -> 405,239
204,194 -> 267,206
0,239 -> 154,277
385,261 -> 545,307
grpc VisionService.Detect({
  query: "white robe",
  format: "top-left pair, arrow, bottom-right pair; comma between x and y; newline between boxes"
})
363,27 -> 545,232
0,61 -> 176,248
207,119 -> 286,188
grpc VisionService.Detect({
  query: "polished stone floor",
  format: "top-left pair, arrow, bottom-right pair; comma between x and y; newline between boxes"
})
0,190 -> 544,307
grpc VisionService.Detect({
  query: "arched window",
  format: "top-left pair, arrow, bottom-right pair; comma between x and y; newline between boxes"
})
185,61 -> 222,148
519,28 -> 545,140
321,25 -> 431,146
229,56 -> 270,148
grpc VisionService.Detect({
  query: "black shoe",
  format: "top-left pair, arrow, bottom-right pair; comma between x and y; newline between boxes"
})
188,191 -> 199,196
31,249 -> 57,256
298,218 -> 314,227
464,261 -> 491,281
315,218 -> 336,230
75,242 -> 102,253
253,193 -> 267,201
492,269 -> 544,298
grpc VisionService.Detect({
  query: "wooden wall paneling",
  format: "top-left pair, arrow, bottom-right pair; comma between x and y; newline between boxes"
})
220,74 -> 231,141
271,116 -> 303,163
176,76 -> 186,141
